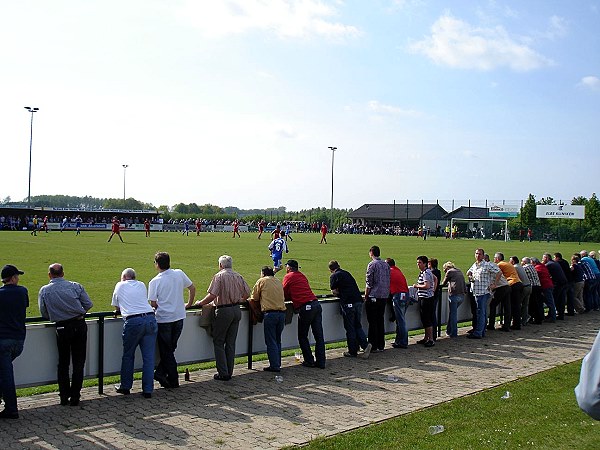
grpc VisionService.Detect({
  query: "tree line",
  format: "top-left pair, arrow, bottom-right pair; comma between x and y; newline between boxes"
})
509,193 -> 600,242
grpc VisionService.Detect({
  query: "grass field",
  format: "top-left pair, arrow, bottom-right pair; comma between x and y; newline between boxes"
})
4,229 -> 599,316
301,361 -> 600,450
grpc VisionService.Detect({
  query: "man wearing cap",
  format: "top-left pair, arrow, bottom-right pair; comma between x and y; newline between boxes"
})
149,252 -> 196,388
0,265 -> 28,419
189,255 -> 250,381
38,263 -> 93,406
112,268 -> 158,398
282,260 -> 326,368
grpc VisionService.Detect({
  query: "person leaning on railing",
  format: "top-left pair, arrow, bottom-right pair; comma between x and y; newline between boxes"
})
38,263 -> 93,407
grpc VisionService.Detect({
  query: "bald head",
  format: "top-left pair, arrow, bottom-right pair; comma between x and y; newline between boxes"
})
48,263 -> 64,279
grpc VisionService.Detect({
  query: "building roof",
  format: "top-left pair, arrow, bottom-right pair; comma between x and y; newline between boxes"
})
443,206 -> 489,220
348,203 -> 447,221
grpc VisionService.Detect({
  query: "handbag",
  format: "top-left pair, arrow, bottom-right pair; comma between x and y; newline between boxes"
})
198,303 -> 216,336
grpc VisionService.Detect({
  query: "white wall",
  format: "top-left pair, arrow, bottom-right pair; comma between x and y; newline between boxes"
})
14,292 -> 473,388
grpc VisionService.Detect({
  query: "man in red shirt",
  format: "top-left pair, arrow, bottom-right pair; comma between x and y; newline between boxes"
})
108,216 -> 124,243
257,220 -> 265,240
195,219 -> 202,236
232,220 -> 241,238
144,219 -> 151,237
320,223 -> 328,244
386,258 -> 410,348
532,257 -> 556,322
282,260 -> 325,369
271,223 -> 281,240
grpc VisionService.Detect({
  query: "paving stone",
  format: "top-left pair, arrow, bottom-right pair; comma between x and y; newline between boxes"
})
1,313 -> 598,448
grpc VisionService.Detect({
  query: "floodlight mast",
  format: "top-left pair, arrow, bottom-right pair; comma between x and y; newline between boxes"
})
122,165 -> 129,202
24,107 -> 39,209
328,146 -> 337,230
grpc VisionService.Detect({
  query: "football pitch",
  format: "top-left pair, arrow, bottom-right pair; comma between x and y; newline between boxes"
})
5,230 -> 598,317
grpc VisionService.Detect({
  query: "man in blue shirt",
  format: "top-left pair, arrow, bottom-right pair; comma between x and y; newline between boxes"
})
39,263 -> 93,406
0,265 -> 28,419
268,232 -> 288,273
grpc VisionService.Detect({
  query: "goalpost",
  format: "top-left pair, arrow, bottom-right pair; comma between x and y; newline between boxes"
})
450,217 -> 509,241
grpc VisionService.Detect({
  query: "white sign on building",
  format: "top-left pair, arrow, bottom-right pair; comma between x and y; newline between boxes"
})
536,205 -> 585,219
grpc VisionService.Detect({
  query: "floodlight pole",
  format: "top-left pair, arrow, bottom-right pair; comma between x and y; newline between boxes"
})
328,146 -> 337,229
122,164 -> 128,202
24,106 -> 39,209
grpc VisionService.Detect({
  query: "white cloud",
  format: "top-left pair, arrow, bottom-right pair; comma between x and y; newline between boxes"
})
276,125 -> 299,138
409,13 -> 553,72
175,0 -> 361,40
368,100 -> 423,118
548,15 -> 568,39
579,76 -> 600,91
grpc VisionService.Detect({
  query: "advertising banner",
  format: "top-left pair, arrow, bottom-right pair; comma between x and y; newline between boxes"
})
536,205 -> 585,219
489,204 -> 519,218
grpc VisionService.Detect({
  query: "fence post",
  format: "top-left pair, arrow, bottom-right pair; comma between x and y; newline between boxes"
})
98,315 -> 105,395
247,306 -> 253,370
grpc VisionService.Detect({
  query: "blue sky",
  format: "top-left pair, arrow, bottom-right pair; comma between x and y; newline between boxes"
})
1,0 -> 598,211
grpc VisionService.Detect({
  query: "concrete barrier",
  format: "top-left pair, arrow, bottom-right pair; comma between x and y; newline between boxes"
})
15,291 -> 473,388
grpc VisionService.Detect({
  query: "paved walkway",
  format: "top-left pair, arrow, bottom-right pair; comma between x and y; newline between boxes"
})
3,312 -> 599,449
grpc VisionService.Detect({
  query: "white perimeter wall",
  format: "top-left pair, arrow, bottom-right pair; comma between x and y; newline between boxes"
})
14,292 -> 472,387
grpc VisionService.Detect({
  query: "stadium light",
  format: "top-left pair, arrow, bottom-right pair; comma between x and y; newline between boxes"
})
24,107 -> 39,209
122,164 -> 128,202
328,146 -> 337,229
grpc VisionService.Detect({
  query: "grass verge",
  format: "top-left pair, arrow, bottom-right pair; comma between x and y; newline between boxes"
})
299,361 -> 599,450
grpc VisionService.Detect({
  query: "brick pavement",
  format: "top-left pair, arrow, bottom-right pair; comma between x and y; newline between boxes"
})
2,312 -> 599,449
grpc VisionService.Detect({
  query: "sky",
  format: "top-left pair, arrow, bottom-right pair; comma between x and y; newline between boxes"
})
1,0 -> 599,211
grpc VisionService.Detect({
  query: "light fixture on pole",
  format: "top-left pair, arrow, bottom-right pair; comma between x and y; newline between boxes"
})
24,107 -> 39,209
328,146 -> 337,229
122,164 -> 128,202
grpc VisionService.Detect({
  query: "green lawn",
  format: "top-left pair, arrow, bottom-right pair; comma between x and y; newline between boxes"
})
301,361 -> 599,450
4,229 -> 598,316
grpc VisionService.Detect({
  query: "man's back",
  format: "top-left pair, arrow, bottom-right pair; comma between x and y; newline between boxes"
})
39,278 -> 92,322
330,268 -> 362,304
546,260 -> 567,286
366,258 -> 390,298
0,284 -> 29,340
283,271 -> 316,308
148,269 -> 190,323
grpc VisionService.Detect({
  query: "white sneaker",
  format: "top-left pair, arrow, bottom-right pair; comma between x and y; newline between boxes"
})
360,343 -> 372,359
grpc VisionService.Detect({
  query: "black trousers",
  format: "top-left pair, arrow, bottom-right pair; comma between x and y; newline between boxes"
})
56,319 -> 87,401
489,285 -> 511,328
365,298 -> 386,351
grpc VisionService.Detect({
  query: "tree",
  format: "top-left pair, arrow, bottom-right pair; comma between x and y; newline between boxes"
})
520,194 -> 537,227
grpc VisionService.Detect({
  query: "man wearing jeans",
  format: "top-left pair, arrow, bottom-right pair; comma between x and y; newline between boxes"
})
283,260 -> 326,369
112,268 -> 158,398
532,257 -> 557,322
466,248 -> 501,339
249,266 -> 286,372
39,263 -> 93,406
0,265 -> 28,419
441,261 -> 466,338
386,258 -> 410,349
148,252 -> 195,389
329,260 -> 371,358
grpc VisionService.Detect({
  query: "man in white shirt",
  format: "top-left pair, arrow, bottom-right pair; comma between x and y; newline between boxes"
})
148,252 -> 196,389
112,268 -> 157,398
